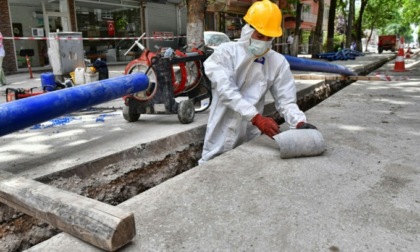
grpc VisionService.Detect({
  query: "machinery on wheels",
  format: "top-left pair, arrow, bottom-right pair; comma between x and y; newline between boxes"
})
122,33 -> 212,124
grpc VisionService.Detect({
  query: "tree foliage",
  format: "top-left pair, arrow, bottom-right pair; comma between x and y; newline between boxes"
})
333,0 -> 410,50
363,0 -> 401,34
401,0 -> 420,26
184,0 -> 419,54
335,0 -> 348,35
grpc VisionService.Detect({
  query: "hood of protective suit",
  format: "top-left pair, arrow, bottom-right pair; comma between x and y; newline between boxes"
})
237,24 -> 254,42
237,24 -> 273,57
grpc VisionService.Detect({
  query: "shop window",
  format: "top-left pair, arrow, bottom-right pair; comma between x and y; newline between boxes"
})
223,14 -> 244,40
205,12 -> 215,31
75,1 -> 141,62
9,0 -> 69,68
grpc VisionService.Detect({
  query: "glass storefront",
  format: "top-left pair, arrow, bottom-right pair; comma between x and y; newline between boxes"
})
75,0 -> 141,63
9,0 -> 71,68
8,0 -> 141,69
7,0 -> 247,70
222,13 -> 244,40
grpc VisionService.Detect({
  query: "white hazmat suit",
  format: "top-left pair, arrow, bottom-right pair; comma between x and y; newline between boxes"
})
199,25 -> 306,164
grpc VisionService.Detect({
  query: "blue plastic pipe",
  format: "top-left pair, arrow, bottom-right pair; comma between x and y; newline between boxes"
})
0,73 -> 149,137
285,55 -> 357,76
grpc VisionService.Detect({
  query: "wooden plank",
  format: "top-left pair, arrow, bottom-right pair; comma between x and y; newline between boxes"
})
293,74 -> 346,80
348,76 -> 382,81
293,74 -> 382,81
0,172 -> 136,251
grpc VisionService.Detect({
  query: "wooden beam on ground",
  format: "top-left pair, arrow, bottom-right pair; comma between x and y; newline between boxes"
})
293,74 -> 382,81
348,76 -> 382,81
293,74 -> 347,80
0,171 -> 136,251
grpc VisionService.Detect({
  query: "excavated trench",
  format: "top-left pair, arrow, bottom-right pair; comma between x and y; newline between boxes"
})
0,57 -> 390,252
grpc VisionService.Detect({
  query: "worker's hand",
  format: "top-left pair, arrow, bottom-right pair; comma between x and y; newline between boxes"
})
251,114 -> 280,138
297,122 -> 318,130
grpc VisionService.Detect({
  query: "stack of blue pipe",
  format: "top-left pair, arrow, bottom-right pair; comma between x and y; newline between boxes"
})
317,49 -> 365,61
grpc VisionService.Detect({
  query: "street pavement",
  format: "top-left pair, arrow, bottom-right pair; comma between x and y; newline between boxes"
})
2,50 -> 420,251
0,52 -> 397,179
0,64 -> 212,179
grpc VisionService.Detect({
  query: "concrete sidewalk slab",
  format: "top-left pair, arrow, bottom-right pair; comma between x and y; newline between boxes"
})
27,55 -> 420,251
0,54 -> 396,179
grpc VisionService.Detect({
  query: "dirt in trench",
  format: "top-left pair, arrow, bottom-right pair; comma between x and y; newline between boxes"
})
0,143 -> 202,252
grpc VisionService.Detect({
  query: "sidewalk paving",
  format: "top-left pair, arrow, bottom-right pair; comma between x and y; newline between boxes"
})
0,53 -> 398,179
25,52 -> 420,251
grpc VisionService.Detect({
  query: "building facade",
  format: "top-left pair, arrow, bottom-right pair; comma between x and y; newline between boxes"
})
0,0 -> 187,74
281,0 -> 330,54
0,0 -> 326,74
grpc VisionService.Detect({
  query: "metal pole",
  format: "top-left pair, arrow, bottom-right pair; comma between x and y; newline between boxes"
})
0,73 -> 149,137
25,54 -> 33,79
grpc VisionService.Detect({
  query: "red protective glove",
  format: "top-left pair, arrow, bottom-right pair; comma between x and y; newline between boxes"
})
251,114 -> 280,138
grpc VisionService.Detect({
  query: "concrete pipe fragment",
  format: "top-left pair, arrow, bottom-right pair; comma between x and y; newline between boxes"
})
273,129 -> 326,159
0,73 -> 149,137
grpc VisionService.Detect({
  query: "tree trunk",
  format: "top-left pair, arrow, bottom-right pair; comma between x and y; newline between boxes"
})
355,0 -> 368,52
326,0 -> 337,52
311,0 -> 324,58
186,0 -> 206,49
292,2 -> 303,56
365,25 -> 374,52
346,0 -> 355,48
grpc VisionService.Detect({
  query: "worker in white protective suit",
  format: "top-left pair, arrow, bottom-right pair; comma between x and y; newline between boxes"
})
199,0 -> 317,165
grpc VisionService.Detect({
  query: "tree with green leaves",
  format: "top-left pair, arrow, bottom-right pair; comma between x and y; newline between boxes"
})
363,0 -> 402,49
401,0 -> 420,26
331,0 -> 350,50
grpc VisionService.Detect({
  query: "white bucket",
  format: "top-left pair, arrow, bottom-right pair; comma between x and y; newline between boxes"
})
84,72 -> 99,83
74,67 -> 85,85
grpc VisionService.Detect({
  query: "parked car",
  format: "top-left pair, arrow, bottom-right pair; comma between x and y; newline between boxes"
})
106,32 -> 230,62
409,42 -> 417,49
178,31 -> 230,50
98,39 -> 142,63
114,39 -> 142,61
367,44 -> 377,53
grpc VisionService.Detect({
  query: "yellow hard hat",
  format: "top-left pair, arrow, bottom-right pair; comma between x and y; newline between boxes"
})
243,0 -> 283,38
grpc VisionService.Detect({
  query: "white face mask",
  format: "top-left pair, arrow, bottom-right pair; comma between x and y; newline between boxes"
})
248,38 -> 273,57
